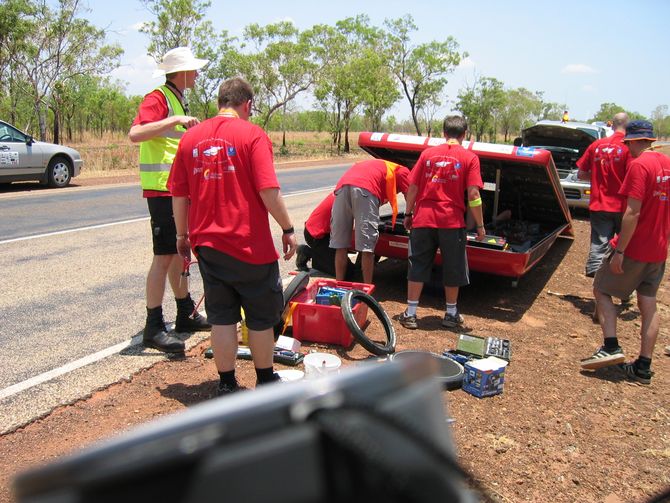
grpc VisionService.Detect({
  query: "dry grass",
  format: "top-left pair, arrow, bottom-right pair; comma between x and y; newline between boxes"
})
70,131 -> 364,173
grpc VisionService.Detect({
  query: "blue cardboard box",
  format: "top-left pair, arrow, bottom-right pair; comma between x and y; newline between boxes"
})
462,357 -> 508,398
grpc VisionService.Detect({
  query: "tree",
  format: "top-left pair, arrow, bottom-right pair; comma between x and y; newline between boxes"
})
540,101 -> 567,121
589,102 -> 627,123
138,0 -> 211,62
384,15 -> 464,136
455,76 -> 505,142
239,21 -> 315,144
498,87 -> 544,143
2,0 -> 122,142
651,105 -> 669,139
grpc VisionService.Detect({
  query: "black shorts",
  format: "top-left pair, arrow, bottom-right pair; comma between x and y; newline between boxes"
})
147,196 -> 177,255
408,227 -> 469,287
196,246 -> 283,331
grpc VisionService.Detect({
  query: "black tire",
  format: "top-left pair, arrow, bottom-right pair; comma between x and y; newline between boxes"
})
47,156 -> 72,188
274,271 -> 311,337
341,289 -> 396,356
390,351 -> 464,391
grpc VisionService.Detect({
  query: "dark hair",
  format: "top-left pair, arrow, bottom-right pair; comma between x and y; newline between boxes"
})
442,115 -> 467,138
218,77 -> 253,108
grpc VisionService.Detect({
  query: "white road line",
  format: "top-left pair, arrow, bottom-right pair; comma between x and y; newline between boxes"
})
0,217 -> 149,245
0,277 -> 296,400
0,335 -> 143,401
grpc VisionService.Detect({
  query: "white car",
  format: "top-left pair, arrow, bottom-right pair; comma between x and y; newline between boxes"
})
517,121 -> 606,209
0,120 -> 83,188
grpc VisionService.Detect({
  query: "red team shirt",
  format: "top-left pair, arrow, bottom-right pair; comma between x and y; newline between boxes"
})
409,143 -> 483,229
305,193 -> 335,239
132,90 -> 172,198
611,151 -> 670,263
168,116 -> 281,265
335,159 -> 410,203
576,131 -> 630,212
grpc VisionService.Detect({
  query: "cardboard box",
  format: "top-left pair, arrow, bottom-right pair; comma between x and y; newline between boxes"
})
462,357 -> 508,398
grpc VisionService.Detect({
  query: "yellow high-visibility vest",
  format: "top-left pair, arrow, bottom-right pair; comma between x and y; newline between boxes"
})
139,86 -> 186,191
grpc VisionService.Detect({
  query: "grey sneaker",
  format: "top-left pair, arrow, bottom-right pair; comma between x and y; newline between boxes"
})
580,346 -> 625,370
620,362 -> 653,385
442,312 -> 465,328
398,311 -> 418,329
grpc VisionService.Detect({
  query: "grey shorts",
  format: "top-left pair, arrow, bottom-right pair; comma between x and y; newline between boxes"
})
196,246 -> 283,331
329,185 -> 380,252
594,249 -> 666,299
408,227 -> 469,287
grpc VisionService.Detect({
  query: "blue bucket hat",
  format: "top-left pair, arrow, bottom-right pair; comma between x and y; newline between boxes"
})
623,120 -> 657,142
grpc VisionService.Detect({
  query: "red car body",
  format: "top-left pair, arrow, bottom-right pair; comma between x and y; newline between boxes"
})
358,132 -> 574,282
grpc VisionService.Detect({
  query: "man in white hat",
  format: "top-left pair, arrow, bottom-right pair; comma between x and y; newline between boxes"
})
128,47 -> 211,353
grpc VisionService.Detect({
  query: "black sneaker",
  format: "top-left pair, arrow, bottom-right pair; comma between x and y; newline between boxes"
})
257,372 -> 281,386
398,311 -> 418,329
295,245 -> 311,271
580,346 -> 625,370
442,312 -> 465,328
175,310 -> 211,333
217,380 -> 241,396
620,362 -> 653,385
143,328 -> 185,354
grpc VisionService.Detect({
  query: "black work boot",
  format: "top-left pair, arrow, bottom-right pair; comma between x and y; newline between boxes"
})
175,294 -> 211,333
295,245 -> 311,271
143,306 -> 185,353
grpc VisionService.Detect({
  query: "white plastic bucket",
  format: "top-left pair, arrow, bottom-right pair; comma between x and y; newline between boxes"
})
303,352 -> 342,379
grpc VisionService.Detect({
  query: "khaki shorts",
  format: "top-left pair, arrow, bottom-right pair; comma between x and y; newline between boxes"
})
594,249 -> 665,299
329,185 -> 380,252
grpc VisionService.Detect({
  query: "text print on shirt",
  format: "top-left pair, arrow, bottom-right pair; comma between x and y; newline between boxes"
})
425,155 -> 462,184
192,138 -> 237,180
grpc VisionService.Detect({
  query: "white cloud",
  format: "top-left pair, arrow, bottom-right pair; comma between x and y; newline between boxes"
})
130,21 -> 147,31
109,54 -> 159,96
458,57 -> 476,69
561,64 -> 597,74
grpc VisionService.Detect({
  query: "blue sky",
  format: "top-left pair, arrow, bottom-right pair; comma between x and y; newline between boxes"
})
82,0 -> 670,122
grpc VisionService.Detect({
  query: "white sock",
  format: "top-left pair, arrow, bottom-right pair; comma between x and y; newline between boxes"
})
406,300 -> 419,316
446,303 -> 457,316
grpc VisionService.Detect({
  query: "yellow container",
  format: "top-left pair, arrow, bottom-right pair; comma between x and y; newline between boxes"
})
240,308 -> 249,345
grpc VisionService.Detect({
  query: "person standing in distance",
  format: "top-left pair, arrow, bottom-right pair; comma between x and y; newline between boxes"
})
129,47 -> 211,354
580,121 -> 670,385
399,115 -> 485,330
577,113 -> 630,278
169,77 -> 298,395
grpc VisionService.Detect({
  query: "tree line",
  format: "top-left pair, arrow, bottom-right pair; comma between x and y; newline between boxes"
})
1,0 -> 668,151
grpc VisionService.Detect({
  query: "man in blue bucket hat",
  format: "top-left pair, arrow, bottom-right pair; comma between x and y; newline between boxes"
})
580,121 -> 670,384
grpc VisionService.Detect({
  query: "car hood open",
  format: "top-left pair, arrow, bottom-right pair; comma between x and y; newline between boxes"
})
521,124 -> 596,154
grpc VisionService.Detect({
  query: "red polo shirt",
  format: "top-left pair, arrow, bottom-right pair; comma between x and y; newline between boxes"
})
168,115 -> 280,264
305,193 -> 334,239
335,159 -> 410,203
576,131 -> 630,212
611,151 -> 670,263
409,142 -> 483,229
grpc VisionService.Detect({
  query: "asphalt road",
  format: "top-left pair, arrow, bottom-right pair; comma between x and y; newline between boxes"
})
0,162 -> 353,433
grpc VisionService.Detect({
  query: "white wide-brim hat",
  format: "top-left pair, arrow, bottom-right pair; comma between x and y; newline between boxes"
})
152,47 -> 209,78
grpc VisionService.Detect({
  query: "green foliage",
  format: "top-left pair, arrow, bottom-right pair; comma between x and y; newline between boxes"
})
138,0 -> 211,62
497,88 -> 544,142
456,76 -> 505,141
384,15 -> 464,136
589,102 -> 627,123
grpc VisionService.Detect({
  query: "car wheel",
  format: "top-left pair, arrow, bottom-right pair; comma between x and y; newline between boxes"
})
47,156 -> 72,188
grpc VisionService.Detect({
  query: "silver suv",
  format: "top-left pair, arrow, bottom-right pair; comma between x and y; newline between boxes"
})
0,120 -> 83,188
517,120 -> 606,209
